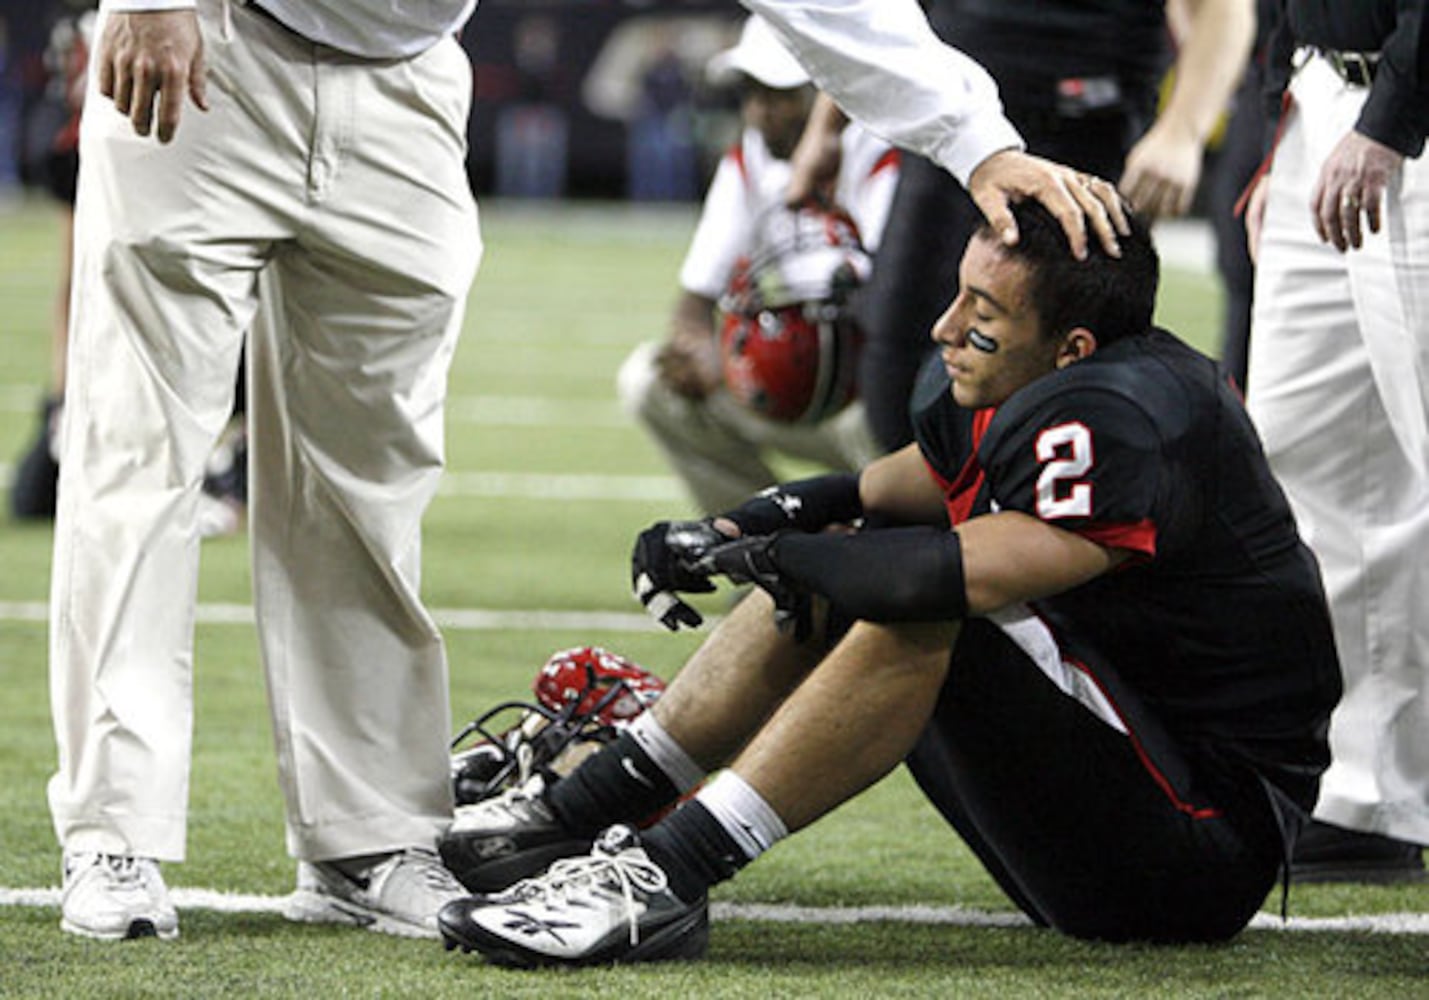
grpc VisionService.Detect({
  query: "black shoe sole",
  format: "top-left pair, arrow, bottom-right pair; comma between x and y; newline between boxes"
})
124,919 -> 158,940
440,899 -> 709,968
1291,822 -> 1425,883
438,833 -> 591,893
1291,860 -> 1427,884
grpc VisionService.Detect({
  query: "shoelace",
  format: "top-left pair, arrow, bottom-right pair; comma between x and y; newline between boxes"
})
67,853 -> 150,889
104,855 -> 144,885
509,850 -> 669,946
484,777 -> 552,824
514,738 -> 536,787
390,849 -> 463,892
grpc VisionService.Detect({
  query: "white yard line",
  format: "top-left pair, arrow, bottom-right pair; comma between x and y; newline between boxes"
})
0,463 -> 682,502
436,471 -> 682,501
0,601 -> 664,633
0,887 -> 1422,934
0,390 -> 631,423
444,396 -> 629,427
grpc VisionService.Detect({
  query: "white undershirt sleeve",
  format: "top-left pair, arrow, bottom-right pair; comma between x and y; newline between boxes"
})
679,149 -> 755,299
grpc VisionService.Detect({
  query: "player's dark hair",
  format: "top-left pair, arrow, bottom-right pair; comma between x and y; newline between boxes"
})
977,200 -> 1159,345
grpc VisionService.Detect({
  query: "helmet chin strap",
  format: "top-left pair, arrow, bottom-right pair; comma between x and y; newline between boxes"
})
451,647 -> 667,807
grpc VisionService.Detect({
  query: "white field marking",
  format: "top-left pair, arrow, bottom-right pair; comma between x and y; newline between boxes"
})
0,888 -> 1424,935
0,387 -> 629,426
0,463 -> 683,502
436,471 -> 682,502
444,396 -> 627,428
0,600 -> 665,633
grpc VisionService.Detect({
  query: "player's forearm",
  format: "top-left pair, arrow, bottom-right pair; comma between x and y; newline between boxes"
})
858,444 -> 948,525
1158,0 -> 1256,147
806,92 -> 849,137
956,511 -> 1125,614
669,292 -> 717,342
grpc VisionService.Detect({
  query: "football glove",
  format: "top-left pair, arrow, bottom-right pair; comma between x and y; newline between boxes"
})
698,533 -> 813,642
631,519 -> 728,630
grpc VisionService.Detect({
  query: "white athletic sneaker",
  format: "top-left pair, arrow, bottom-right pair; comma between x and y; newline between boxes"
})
438,825 -> 708,967
284,847 -> 466,939
60,853 -> 179,941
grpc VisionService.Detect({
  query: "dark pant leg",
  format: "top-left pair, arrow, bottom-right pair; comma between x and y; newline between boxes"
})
855,154 -> 976,452
1016,105 -> 1151,182
1208,66 -> 1267,393
906,621 -> 1281,943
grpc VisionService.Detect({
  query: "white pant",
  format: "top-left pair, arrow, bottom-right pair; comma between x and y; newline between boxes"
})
48,1 -> 481,862
617,341 -> 880,514
1247,56 -> 1429,844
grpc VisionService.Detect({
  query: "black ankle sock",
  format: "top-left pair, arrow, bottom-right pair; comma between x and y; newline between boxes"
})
640,801 -> 750,903
548,731 -> 682,836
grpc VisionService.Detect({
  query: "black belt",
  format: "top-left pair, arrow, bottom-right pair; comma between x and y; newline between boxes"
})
1316,48 -> 1380,87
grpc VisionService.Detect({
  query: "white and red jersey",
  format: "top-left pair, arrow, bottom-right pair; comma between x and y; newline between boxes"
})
679,125 -> 899,302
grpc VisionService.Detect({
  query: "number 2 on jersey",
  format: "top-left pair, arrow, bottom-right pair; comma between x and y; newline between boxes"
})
1035,422 -> 1093,519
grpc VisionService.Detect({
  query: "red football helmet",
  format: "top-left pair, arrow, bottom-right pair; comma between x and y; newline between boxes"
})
534,645 -> 666,724
449,646 -> 665,806
718,203 -> 870,424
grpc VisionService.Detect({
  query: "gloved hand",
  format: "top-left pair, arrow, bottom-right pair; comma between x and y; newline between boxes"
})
631,519 -> 728,630
699,534 -> 813,642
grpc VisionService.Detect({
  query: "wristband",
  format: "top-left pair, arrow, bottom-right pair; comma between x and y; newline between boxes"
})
721,473 -> 863,537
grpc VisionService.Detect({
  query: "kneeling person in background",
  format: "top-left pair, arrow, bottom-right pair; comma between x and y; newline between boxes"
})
617,15 -> 898,515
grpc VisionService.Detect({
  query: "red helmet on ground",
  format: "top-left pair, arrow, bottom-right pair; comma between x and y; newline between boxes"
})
449,646 -> 665,806
533,645 -> 666,724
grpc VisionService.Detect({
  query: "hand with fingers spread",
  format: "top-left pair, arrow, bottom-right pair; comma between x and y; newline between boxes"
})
967,150 -> 1130,261
1310,131 -> 1403,253
97,10 -> 208,144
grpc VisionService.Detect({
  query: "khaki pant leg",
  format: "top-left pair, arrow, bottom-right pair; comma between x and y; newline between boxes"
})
47,2 -> 280,860
246,34 -> 481,860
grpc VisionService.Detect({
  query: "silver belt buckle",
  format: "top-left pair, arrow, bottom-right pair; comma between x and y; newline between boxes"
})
1321,48 -> 1379,87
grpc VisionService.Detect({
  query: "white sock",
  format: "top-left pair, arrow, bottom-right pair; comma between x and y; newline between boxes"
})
627,711 -> 705,794
696,770 -> 789,860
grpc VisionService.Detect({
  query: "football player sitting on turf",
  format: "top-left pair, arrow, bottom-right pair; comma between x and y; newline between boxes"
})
616,15 -> 898,516
437,202 -> 1342,966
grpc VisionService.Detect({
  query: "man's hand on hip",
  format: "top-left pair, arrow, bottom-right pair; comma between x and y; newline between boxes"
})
98,10 -> 209,143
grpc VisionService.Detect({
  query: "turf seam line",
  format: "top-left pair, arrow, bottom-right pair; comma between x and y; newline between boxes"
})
0,601 -> 672,633
0,887 -> 1425,934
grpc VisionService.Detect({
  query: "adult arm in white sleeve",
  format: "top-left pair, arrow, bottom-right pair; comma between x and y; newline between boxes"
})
744,0 -> 1129,258
741,0 -> 1018,185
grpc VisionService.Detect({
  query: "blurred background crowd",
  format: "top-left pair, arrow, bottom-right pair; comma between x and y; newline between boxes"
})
0,0 -> 1245,209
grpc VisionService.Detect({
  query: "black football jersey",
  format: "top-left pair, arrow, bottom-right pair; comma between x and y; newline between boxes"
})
912,329 -> 1341,808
